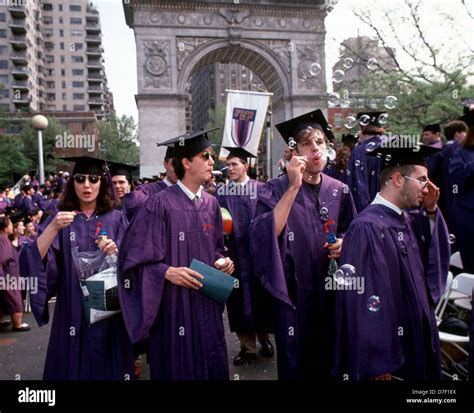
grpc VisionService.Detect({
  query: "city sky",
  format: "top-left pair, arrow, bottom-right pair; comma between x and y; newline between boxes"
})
96,0 -> 473,123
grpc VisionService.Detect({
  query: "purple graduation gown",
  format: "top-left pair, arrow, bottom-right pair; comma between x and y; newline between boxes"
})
332,204 -> 450,380
19,210 -> 135,380
469,290 -> 473,380
347,136 -> 383,212
448,145 -> 474,273
251,174 -> 357,380
124,180 -> 168,222
118,185 -> 229,380
217,179 -> 273,334
0,235 -> 23,314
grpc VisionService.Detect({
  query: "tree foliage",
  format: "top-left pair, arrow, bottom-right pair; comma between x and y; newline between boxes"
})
98,114 -> 139,164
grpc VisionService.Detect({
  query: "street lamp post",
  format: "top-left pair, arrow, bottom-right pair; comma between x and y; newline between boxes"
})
265,110 -> 272,178
31,115 -> 48,185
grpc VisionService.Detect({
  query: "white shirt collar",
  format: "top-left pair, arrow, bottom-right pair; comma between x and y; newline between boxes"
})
371,193 -> 403,215
231,176 -> 250,186
163,177 -> 174,187
177,180 -> 202,201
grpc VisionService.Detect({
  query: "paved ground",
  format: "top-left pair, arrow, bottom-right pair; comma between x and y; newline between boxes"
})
0,303 -> 277,381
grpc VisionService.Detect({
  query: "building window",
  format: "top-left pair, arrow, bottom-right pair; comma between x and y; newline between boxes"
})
61,68 -> 65,76
0,45 -> 7,55
70,17 -> 82,25
0,89 -> 9,98
73,93 -> 85,100
72,69 -> 83,76
70,5 -> 82,12
0,61 -> 8,69
43,29 -> 53,38
0,75 -> 8,85
72,81 -> 84,88
62,93 -> 66,100
71,30 -> 83,37
45,55 -> 54,64
46,93 -> 56,102
46,81 -> 55,88
47,69 -> 54,76
44,42 -> 54,51
62,81 -> 66,88
59,4 -> 63,11
59,17 -> 63,24
0,13 -> 6,22
0,30 -> 6,38
63,104 -> 67,111
73,105 -> 85,111
43,3 -> 53,11
60,42 -> 64,50
60,29 -> 64,37
74,42 -> 83,50
72,56 -> 83,63
60,55 -> 65,63
43,16 -> 53,25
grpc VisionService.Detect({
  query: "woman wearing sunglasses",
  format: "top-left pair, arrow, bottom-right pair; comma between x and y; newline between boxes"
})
19,156 -> 135,380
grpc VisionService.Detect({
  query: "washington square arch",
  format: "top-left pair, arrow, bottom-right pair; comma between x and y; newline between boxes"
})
123,0 -> 331,178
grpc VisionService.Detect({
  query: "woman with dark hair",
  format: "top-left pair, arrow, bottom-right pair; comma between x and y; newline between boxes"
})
20,157 -> 135,380
449,111 -> 474,273
0,215 -> 30,332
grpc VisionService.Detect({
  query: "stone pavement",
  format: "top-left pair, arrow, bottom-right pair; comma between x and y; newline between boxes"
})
0,303 -> 277,381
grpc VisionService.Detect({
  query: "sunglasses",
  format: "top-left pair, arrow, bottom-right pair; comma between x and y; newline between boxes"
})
200,151 -> 216,161
73,174 -> 101,184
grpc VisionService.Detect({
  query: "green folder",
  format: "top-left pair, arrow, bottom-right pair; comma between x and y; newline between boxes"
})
189,259 -> 237,304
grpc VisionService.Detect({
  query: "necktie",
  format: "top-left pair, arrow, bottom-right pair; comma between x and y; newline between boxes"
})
193,195 -> 199,206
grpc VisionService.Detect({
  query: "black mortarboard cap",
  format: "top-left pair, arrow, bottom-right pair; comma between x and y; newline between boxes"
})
367,135 -> 441,170
459,111 -> 474,128
422,123 -> 441,133
356,111 -> 388,128
108,161 -> 139,182
160,128 -> 218,158
60,156 -> 107,176
341,133 -> 358,147
223,146 -> 256,162
275,109 -> 335,144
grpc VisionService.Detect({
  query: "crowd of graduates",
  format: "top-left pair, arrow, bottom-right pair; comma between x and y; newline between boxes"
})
0,105 -> 473,382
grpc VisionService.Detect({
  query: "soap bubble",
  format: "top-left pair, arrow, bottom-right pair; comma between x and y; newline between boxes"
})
333,69 -> 345,83
367,295 -> 381,312
344,116 -> 357,129
366,57 -> 378,70
384,95 -> 398,109
343,57 -> 354,69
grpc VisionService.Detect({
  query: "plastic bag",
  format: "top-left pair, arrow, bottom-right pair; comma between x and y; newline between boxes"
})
71,246 -> 121,324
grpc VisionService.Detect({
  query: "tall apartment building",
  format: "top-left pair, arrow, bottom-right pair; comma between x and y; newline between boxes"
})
190,63 -> 266,130
0,0 -> 112,119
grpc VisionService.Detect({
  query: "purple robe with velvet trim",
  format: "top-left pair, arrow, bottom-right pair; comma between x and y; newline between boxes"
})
347,136 -> 383,212
19,210 -> 135,380
251,173 -> 357,380
448,145 -> 474,273
124,180 -> 168,222
0,235 -> 23,314
216,179 -> 273,334
332,204 -> 450,381
118,185 -> 229,380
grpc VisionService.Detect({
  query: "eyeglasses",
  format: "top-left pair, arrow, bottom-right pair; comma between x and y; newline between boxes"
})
200,151 -> 216,161
402,175 -> 429,189
73,174 -> 101,184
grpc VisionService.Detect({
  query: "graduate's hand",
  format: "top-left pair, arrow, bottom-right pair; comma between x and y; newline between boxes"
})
421,180 -> 440,212
51,211 -> 76,232
96,238 -> 118,255
372,373 -> 392,381
214,257 -> 234,275
287,155 -> 307,190
323,238 -> 343,259
165,267 -> 204,290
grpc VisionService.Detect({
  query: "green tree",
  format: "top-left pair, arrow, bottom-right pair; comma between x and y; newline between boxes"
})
332,0 -> 473,134
0,134 -> 31,184
98,114 -> 139,164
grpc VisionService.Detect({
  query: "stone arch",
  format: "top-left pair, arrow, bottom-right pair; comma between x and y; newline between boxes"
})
177,39 -> 291,103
